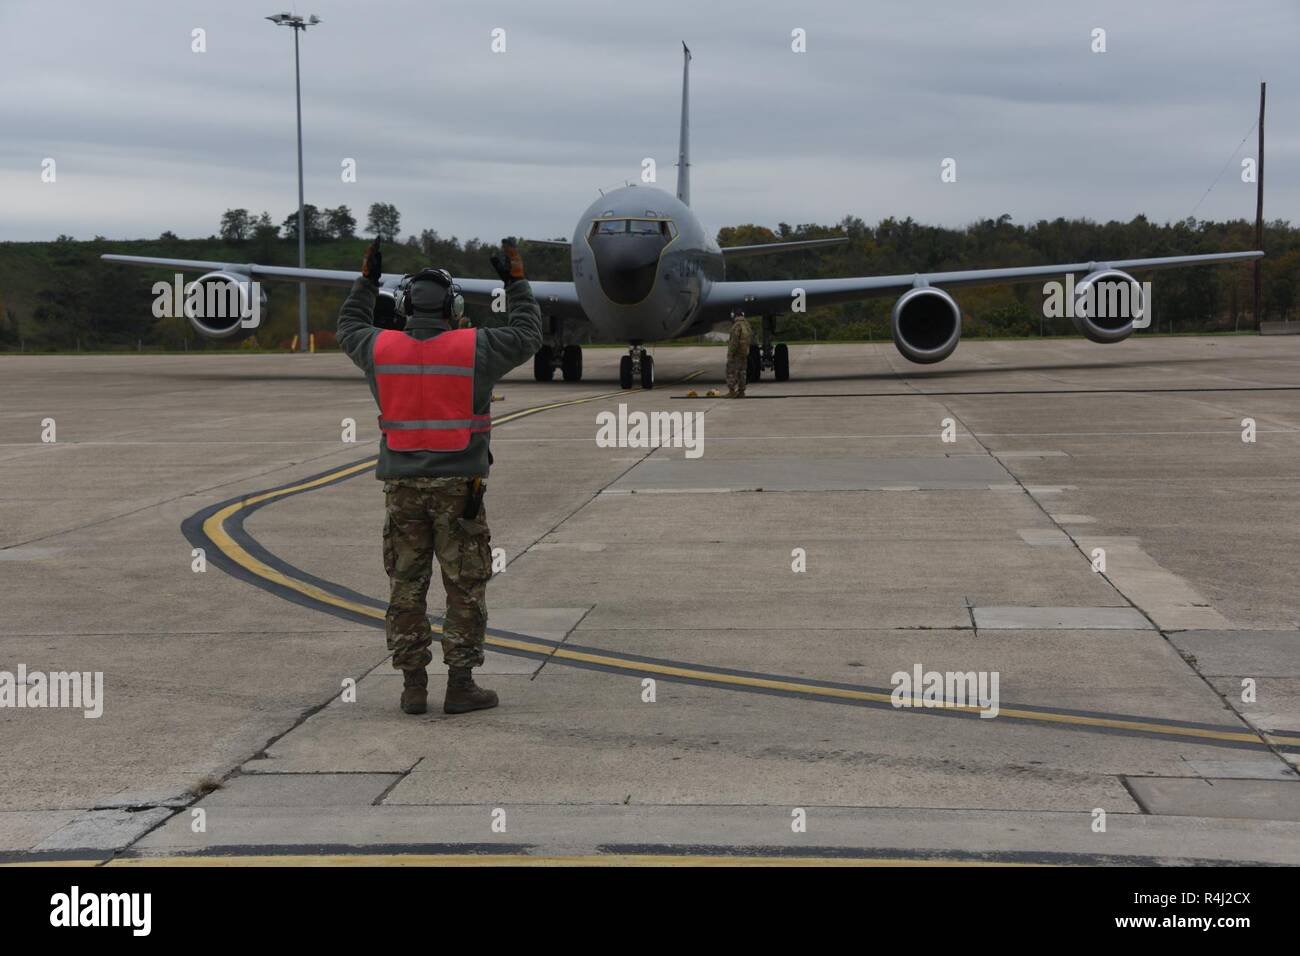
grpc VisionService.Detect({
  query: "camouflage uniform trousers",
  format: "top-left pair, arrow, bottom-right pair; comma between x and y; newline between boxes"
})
382,476 -> 492,671
725,344 -> 749,395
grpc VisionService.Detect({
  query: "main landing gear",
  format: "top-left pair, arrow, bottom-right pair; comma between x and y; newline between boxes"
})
534,344 -> 583,381
533,317 -> 584,382
745,316 -> 790,383
619,345 -> 654,390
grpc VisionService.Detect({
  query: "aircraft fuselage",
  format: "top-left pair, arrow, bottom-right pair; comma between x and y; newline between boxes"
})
570,185 -> 724,343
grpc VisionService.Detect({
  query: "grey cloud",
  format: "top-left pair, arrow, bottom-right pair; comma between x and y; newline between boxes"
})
0,0 -> 1295,243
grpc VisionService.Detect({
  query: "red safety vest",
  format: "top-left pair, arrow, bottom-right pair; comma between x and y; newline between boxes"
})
373,328 -> 489,452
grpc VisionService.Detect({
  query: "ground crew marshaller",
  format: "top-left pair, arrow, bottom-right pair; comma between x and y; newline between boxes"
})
726,309 -> 752,398
338,238 -> 542,715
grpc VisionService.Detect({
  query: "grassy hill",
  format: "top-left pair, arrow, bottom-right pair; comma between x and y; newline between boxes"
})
2,215 -> 1293,351
0,236 -> 570,352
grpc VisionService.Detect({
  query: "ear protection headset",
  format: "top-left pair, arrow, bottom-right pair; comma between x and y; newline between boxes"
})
395,268 -> 465,321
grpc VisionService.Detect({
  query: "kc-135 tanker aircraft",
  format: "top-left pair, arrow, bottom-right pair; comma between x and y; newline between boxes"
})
103,45 -> 1262,390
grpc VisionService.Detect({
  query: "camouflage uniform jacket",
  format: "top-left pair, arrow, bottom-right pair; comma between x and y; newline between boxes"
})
727,318 -> 752,362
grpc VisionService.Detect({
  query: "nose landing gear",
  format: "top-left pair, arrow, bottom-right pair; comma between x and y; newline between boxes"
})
619,345 -> 654,390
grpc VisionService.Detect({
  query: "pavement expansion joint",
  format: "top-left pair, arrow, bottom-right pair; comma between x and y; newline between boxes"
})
8,343 -> 1300,862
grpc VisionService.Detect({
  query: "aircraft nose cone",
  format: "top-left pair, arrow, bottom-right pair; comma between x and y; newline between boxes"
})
590,235 -> 664,305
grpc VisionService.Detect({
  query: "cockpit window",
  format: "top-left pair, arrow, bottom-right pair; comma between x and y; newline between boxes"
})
590,218 -> 676,239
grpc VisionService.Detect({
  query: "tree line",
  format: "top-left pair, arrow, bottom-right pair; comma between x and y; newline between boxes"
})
1,211 -> 1296,352
718,214 -> 1295,340
217,202 -> 401,243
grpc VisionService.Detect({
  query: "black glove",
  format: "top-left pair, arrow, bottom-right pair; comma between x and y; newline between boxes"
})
489,237 -> 525,285
361,238 -> 382,287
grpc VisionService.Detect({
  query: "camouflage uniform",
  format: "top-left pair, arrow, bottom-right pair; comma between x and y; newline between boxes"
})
725,317 -> 752,396
383,476 -> 491,671
339,241 -> 538,714
338,265 -> 540,684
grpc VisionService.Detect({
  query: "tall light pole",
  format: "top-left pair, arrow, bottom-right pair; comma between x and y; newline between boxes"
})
267,12 -> 321,353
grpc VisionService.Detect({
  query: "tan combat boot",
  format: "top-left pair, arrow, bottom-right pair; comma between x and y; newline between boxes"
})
400,667 -> 428,715
444,666 -> 499,714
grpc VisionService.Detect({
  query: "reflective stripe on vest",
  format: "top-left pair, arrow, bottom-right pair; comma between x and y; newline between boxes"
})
373,328 -> 489,452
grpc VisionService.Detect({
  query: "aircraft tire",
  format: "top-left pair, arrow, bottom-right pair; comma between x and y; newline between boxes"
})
619,355 -> 633,389
534,346 -> 555,382
640,353 -> 655,390
774,343 -> 790,381
561,345 -> 583,382
747,345 -> 762,382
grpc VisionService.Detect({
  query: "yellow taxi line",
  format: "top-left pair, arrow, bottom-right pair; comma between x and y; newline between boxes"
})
198,377 -> 1300,752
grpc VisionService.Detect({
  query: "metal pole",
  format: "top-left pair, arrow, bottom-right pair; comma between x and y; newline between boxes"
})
1253,81 -> 1265,332
294,25 -> 308,352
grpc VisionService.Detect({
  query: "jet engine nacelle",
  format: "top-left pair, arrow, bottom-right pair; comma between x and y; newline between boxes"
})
185,271 -> 267,341
1071,269 -> 1141,344
891,286 -> 962,364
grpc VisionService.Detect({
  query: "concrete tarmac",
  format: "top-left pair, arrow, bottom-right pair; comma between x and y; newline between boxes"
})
1,335 -> 1298,864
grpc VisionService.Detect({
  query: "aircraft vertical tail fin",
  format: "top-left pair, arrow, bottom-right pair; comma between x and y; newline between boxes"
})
676,42 -> 691,206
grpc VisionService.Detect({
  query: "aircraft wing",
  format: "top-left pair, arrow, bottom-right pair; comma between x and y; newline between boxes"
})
99,254 -> 587,319
700,250 -> 1263,319
720,237 -> 848,257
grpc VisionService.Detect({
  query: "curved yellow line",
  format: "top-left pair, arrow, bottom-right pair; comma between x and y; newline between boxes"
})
199,380 -> 1300,752
489,635 -> 1296,746
201,383 -> 674,624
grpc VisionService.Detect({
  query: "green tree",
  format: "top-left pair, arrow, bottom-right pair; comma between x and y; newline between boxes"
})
326,205 -> 357,239
219,208 -> 251,242
366,202 -> 401,241
281,205 -> 327,241
0,306 -> 19,348
32,264 -> 86,350
252,211 -> 278,240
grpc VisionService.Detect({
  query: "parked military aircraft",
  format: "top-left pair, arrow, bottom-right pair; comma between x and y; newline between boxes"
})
104,44 -> 1261,389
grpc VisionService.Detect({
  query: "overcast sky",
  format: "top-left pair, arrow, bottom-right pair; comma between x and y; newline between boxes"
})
2,0 -> 1296,244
